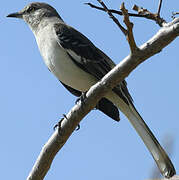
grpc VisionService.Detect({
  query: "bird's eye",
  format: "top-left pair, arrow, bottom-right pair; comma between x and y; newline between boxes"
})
27,6 -> 36,13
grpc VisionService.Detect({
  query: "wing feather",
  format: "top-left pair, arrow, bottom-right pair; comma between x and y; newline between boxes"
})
54,23 -> 133,104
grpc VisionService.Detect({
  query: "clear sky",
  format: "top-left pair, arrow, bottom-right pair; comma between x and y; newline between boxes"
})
1,0 -> 178,179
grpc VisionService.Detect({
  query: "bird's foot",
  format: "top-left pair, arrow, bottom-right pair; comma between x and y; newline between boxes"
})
76,124 -> 80,131
53,114 -> 68,134
54,114 -> 80,134
75,92 -> 87,104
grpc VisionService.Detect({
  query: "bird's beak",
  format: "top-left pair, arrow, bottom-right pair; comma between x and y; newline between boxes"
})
7,12 -> 23,18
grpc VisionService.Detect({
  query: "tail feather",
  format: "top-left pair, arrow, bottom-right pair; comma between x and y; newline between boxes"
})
106,92 -> 176,178
127,102 -> 176,178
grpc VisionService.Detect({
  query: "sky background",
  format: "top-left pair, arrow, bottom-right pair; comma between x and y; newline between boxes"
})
1,0 -> 179,180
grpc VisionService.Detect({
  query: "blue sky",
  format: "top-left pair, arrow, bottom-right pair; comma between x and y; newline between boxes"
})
1,0 -> 179,179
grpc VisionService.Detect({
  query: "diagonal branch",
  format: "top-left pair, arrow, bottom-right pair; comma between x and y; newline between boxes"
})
26,18 -> 179,180
96,0 -> 128,36
157,0 -> 163,16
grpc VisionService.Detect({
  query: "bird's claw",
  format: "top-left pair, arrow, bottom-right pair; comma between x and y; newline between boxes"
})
75,92 -> 87,104
76,124 -> 80,131
53,114 -> 68,134
53,123 -> 59,131
54,114 -> 80,133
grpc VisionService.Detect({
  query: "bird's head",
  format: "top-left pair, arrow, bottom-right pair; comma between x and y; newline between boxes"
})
7,2 -> 62,30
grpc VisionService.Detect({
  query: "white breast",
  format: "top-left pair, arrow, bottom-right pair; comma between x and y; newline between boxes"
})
35,25 -> 97,92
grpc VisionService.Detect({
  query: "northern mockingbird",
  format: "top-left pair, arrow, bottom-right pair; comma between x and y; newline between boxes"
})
7,2 -> 175,177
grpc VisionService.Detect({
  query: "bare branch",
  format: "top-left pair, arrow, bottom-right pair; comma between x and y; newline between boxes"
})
85,2 -> 166,26
120,3 -> 138,53
85,2 -> 156,18
132,4 -> 166,27
157,0 -> 163,16
96,0 -> 128,36
94,1 -> 138,53
96,0 -> 138,52
26,18 -> 179,180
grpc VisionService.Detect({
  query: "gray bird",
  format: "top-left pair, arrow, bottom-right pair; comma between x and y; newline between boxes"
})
7,2 -> 175,178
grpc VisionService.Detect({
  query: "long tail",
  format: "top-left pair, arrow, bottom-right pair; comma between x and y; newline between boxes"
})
107,92 -> 176,178
127,102 -> 175,178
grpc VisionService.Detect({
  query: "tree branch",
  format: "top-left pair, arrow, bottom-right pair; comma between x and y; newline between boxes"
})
96,0 -> 128,36
132,4 -> 166,27
84,2 -> 153,18
85,2 -> 167,26
26,18 -> 179,180
94,1 -> 138,53
120,3 -> 138,53
157,0 -> 163,16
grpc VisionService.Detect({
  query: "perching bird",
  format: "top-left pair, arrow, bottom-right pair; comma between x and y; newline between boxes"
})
7,2 -> 175,178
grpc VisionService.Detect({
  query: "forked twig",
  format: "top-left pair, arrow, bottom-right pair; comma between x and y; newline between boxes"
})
132,4 -> 166,27
86,0 -> 167,27
120,3 -> 138,53
85,2 -> 147,18
96,0 -> 127,36
96,1 -> 138,53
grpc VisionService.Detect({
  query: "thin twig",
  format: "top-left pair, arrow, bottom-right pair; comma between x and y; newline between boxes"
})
120,3 -> 138,53
132,4 -> 166,27
96,0 -> 128,36
86,2 -> 166,27
95,1 -> 138,53
85,3 -> 147,18
157,0 -> 163,16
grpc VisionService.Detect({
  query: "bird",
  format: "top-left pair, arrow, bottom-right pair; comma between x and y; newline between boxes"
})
7,2 -> 175,178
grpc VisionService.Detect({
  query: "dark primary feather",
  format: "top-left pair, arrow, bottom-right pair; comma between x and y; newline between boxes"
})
54,23 -> 133,105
